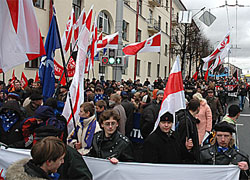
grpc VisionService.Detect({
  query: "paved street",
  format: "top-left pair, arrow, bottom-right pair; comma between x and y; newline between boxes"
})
228,98 -> 250,156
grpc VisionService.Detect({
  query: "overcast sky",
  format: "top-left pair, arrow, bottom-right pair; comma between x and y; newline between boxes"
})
181,0 -> 250,74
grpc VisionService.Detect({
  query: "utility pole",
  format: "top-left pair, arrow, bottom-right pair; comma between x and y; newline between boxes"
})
134,0 -> 139,80
168,0 -> 172,75
113,0 -> 124,81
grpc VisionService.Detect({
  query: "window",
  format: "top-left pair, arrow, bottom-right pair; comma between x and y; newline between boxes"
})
136,60 -> 140,76
149,9 -> 153,20
166,0 -> 169,11
122,20 -> 129,41
73,0 -> 81,19
148,62 -> 151,77
164,66 -> 167,78
33,0 -> 44,9
99,63 -> 106,74
25,57 -> 41,69
138,0 -> 142,15
158,16 -> 161,30
98,11 -> 111,34
137,29 -> 141,42
165,44 -> 168,56
165,22 -> 168,34
157,64 -> 160,77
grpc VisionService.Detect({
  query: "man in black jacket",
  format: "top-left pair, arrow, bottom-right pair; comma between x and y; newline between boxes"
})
176,99 -> 200,164
143,112 -> 193,164
200,121 -> 249,179
140,90 -> 163,139
88,109 -> 134,164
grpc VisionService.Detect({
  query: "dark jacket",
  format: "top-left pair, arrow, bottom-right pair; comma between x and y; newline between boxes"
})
200,144 -> 250,179
121,99 -> 135,137
88,130 -> 134,162
24,102 -> 39,118
0,100 -> 24,147
176,110 -> 200,163
206,96 -> 224,122
58,146 -> 92,180
238,87 -> 247,96
218,90 -> 227,106
140,100 -> 161,139
143,127 -> 192,164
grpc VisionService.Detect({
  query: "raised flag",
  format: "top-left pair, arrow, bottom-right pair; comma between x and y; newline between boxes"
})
97,32 -> 118,52
8,69 -> 16,92
73,9 -> 86,50
0,0 -> 45,73
202,32 -> 230,71
192,71 -> 198,81
63,5 -> 93,134
35,71 -> 39,82
122,32 -> 161,56
20,72 -> 28,89
61,8 -> 75,54
153,56 -> 186,131
39,9 -> 61,101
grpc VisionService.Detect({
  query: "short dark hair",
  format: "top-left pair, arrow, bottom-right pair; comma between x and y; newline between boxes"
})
228,105 -> 240,117
95,100 -> 107,110
80,102 -> 95,117
31,136 -> 66,166
187,99 -> 200,112
99,109 -> 120,124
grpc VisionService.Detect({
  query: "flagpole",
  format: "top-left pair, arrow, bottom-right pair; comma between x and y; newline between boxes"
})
54,15 -> 79,142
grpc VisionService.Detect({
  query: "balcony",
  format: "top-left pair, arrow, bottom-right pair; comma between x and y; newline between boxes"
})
147,18 -> 161,33
148,0 -> 161,7
172,14 -> 178,26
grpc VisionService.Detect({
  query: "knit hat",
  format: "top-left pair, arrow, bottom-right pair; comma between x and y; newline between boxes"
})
157,90 -> 164,96
7,93 -> 20,101
160,112 -> 173,122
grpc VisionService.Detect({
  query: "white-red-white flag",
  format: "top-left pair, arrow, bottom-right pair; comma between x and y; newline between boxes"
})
202,32 -> 230,71
97,32 -> 119,52
0,0 -> 45,73
122,32 -> 161,56
72,8 -> 86,50
20,72 -> 28,89
61,8 -> 76,54
63,5 -> 93,134
153,56 -> 186,131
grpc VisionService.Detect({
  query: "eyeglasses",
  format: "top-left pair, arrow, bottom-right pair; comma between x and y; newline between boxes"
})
103,122 -> 117,127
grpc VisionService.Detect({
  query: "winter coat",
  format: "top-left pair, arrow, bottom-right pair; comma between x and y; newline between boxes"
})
113,104 -> 127,136
57,146 -> 92,180
206,96 -> 223,122
67,115 -> 101,155
143,127 -> 193,164
222,115 -> 236,127
5,158 -> 51,180
24,102 -> 39,118
140,100 -> 161,139
176,110 -> 200,163
121,99 -> 135,137
200,144 -> 250,179
88,130 -> 134,162
218,90 -> 227,106
0,100 -> 24,147
195,100 -> 212,144
238,87 -> 247,96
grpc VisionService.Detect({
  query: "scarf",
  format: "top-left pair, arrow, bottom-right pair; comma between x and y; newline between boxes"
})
0,110 -> 18,132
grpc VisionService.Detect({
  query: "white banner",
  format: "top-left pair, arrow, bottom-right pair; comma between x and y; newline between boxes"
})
0,147 -> 240,180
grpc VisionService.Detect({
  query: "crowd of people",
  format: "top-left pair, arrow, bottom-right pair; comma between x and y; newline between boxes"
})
1,75 -> 250,179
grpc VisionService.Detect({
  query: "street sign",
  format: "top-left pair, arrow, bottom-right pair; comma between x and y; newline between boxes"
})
199,11 -> 216,27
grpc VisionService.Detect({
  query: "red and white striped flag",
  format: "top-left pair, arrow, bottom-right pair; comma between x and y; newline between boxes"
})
61,8 -> 76,54
20,72 -> 28,89
63,5 -> 93,134
122,32 -> 161,56
97,32 -> 119,52
72,8 -> 86,50
153,56 -> 186,131
0,0 -> 45,72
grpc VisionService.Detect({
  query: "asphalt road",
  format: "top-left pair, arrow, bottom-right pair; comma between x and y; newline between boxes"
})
228,97 -> 250,156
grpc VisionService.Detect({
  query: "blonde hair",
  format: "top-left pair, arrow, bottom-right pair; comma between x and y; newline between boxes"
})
193,93 -> 206,103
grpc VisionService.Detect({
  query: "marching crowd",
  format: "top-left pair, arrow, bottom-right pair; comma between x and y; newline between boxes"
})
1,76 -> 250,180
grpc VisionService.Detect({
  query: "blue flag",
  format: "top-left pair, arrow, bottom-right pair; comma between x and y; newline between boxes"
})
39,14 -> 61,101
